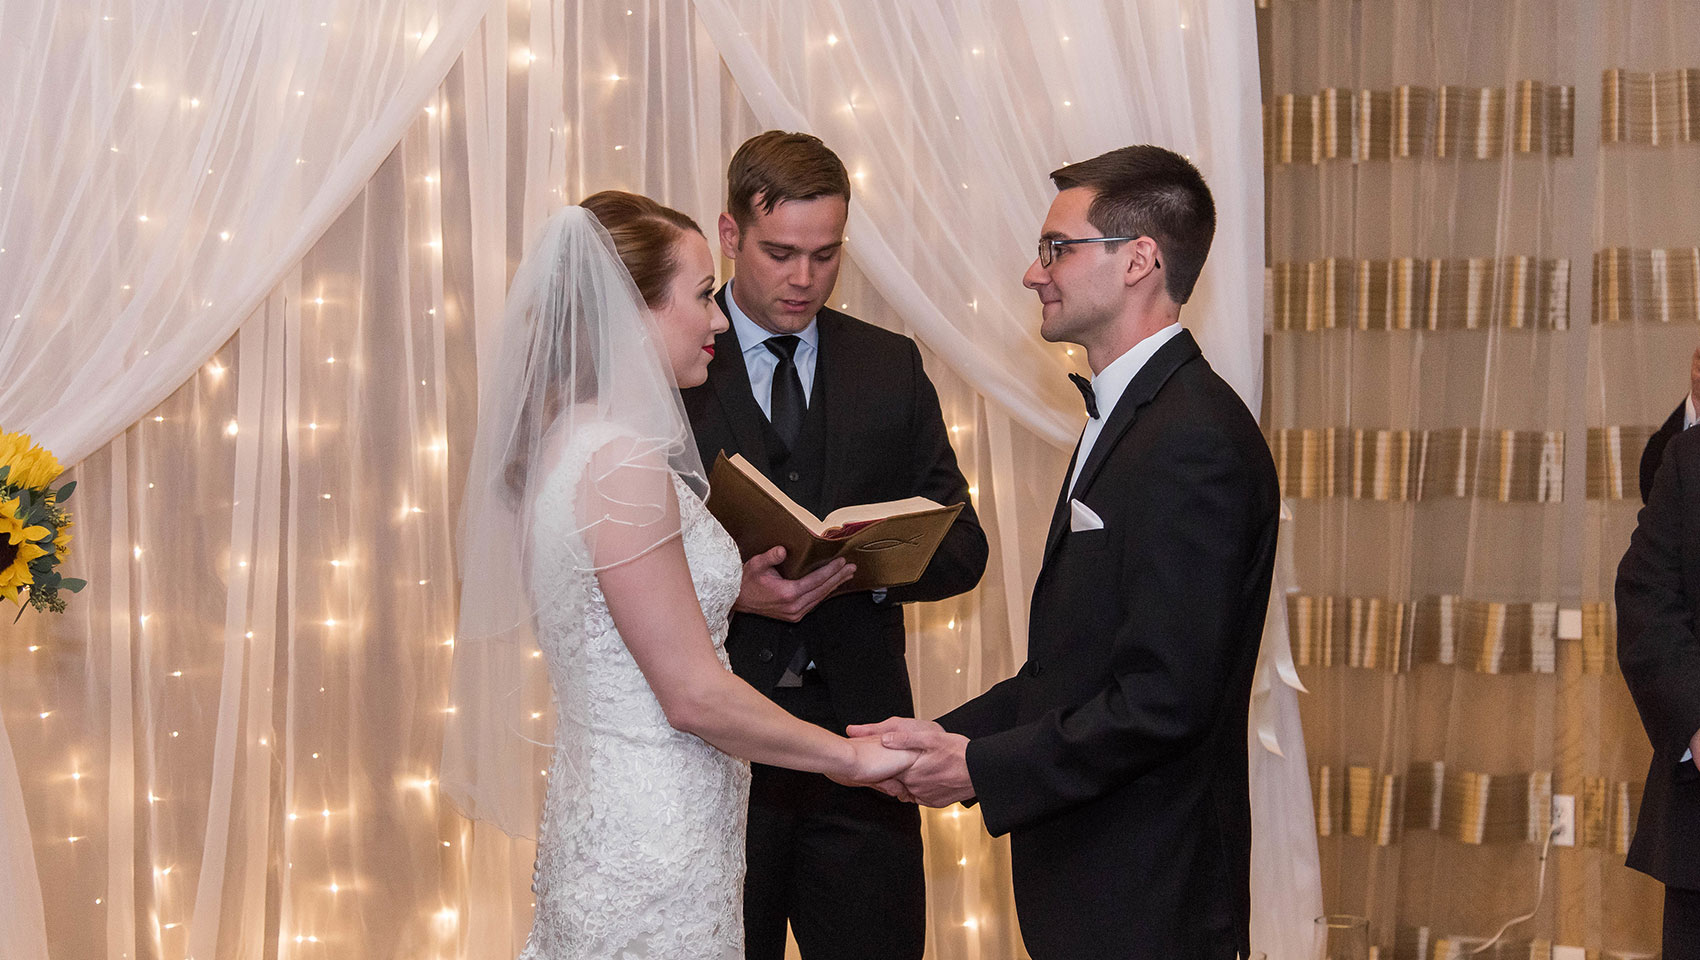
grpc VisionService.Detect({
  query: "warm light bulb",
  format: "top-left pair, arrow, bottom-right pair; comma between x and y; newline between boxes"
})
826,33 -> 839,45
225,420 -> 239,436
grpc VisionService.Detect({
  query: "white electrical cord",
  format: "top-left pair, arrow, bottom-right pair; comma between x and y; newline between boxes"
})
1466,817 -> 1560,954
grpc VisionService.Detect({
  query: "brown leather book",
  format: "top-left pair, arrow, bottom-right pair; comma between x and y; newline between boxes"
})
705,452 -> 964,593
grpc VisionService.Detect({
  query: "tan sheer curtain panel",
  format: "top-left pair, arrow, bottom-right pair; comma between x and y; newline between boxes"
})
1263,0 -> 1700,954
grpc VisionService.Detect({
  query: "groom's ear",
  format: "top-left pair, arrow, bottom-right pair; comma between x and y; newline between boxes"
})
717,213 -> 742,261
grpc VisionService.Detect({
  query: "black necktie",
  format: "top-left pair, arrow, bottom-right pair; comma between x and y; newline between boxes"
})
764,336 -> 807,451
1069,372 -> 1099,419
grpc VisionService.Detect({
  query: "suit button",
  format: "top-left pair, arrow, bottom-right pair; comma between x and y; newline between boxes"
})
787,471 -> 800,482
758,649 -> 775,663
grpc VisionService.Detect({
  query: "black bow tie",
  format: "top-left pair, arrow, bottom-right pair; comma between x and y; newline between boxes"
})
1068,372 -> 1099,419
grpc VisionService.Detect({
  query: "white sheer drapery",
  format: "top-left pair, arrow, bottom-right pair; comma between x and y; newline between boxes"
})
1,2 -> 1315,958
0,0 -> 490,466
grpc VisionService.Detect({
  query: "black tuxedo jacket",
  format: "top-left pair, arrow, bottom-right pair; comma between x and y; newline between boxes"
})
1617,423 -> 1700,889
940,330 -> 1279,959
1639,401 -> 1686,505
680,290 -> 987,727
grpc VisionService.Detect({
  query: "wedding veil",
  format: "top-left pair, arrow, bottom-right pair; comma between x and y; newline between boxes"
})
440,205 -> 708,838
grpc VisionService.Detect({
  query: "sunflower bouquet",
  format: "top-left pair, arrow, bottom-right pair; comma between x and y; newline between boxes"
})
0,430 -> 83,617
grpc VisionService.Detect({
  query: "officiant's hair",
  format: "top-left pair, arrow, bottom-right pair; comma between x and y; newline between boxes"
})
726,131 -> 851,231
1049,145 -> 1215,306
579,191 -> 705,308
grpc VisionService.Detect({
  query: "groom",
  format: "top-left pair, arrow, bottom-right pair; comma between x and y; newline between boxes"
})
681,131 -> 987,960
854,145 -> 1280,959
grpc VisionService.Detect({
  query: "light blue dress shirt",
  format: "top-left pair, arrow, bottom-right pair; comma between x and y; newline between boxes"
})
725,280 -> 820,417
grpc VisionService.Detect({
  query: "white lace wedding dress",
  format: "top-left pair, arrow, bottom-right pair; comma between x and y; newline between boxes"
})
519,424 -> 750,959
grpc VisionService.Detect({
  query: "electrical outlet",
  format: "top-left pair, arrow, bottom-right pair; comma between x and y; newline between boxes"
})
1551,793 -> 1576,847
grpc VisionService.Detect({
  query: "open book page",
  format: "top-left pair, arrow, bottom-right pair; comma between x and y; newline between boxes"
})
819,497 -> 943,534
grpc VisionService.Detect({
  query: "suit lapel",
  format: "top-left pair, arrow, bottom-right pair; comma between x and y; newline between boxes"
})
814,311 -> 855,508
1038,329 -> 1201,571
1039,441 -> 1082,564
704,287 -> 773,476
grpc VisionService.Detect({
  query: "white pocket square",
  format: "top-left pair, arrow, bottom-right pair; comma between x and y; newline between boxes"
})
1069,499 -> 1104,532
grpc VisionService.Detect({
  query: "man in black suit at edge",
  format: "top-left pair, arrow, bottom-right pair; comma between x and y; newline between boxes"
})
1637,346 -> 1700,504
853,145 -> 1280,959
679,130 -> 987,960
1618,380 -> 1700,957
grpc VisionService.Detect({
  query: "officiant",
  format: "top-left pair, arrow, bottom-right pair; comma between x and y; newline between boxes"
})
681,130 -> 987,960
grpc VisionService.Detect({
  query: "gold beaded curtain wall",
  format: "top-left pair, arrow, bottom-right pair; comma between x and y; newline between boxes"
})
1262,0 -> 1700,954
0,2 -> 1293,959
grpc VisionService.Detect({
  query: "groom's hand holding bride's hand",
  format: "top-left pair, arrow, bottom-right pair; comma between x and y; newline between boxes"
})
830,736 -> 920,789
845,718 -> 975,807
733,546 -> 856,623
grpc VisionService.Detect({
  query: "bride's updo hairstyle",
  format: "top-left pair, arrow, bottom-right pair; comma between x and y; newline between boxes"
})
578,190 -> 704,309
503,193 -> 706,498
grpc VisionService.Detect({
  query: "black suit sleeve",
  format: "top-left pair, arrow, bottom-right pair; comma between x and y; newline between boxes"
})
881,340 -> 988,606
1639,401 -> 1687,505
938,674 -> 1023,741
962,421 -> 1271,837
1617,429 -> 1700,764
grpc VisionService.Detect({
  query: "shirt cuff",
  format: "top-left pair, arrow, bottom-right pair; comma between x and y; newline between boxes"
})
1685,747 -> 1694,763
1685,394 -> 1698,430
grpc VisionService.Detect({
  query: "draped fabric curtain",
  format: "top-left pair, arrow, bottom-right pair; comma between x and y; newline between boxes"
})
0,0 -> 492,467
1,2 -> 1310,958
1262,0 -> 1700,953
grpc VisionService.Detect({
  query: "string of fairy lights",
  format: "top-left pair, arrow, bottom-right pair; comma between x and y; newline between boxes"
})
6,7 -> 1123,957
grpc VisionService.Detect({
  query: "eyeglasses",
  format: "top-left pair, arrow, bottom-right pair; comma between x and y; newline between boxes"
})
1036,235 -> 1158,269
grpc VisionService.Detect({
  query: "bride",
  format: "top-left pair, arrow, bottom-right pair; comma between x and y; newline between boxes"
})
441,193 -> 916,958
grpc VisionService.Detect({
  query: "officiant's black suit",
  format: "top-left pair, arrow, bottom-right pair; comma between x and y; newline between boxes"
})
1618,424 -> 1700,952
681,289 -> 986,960
939,330 -> 1278,960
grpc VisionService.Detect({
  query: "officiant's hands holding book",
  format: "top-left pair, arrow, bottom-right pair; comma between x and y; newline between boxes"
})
733,545 -> 856,622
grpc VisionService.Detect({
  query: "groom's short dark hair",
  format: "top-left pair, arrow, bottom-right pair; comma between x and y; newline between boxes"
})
727,131 -> 851,230
1050,145 -> 1215,305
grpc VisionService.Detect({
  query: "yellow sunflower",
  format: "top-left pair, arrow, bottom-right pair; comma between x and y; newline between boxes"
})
54,517 -> 73,563
0,430 -> 63,489
0,495 -> 50,605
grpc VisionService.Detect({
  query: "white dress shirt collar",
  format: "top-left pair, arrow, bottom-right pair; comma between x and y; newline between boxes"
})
1067,322 -> 1185,495
1083,322 -> 1185,421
